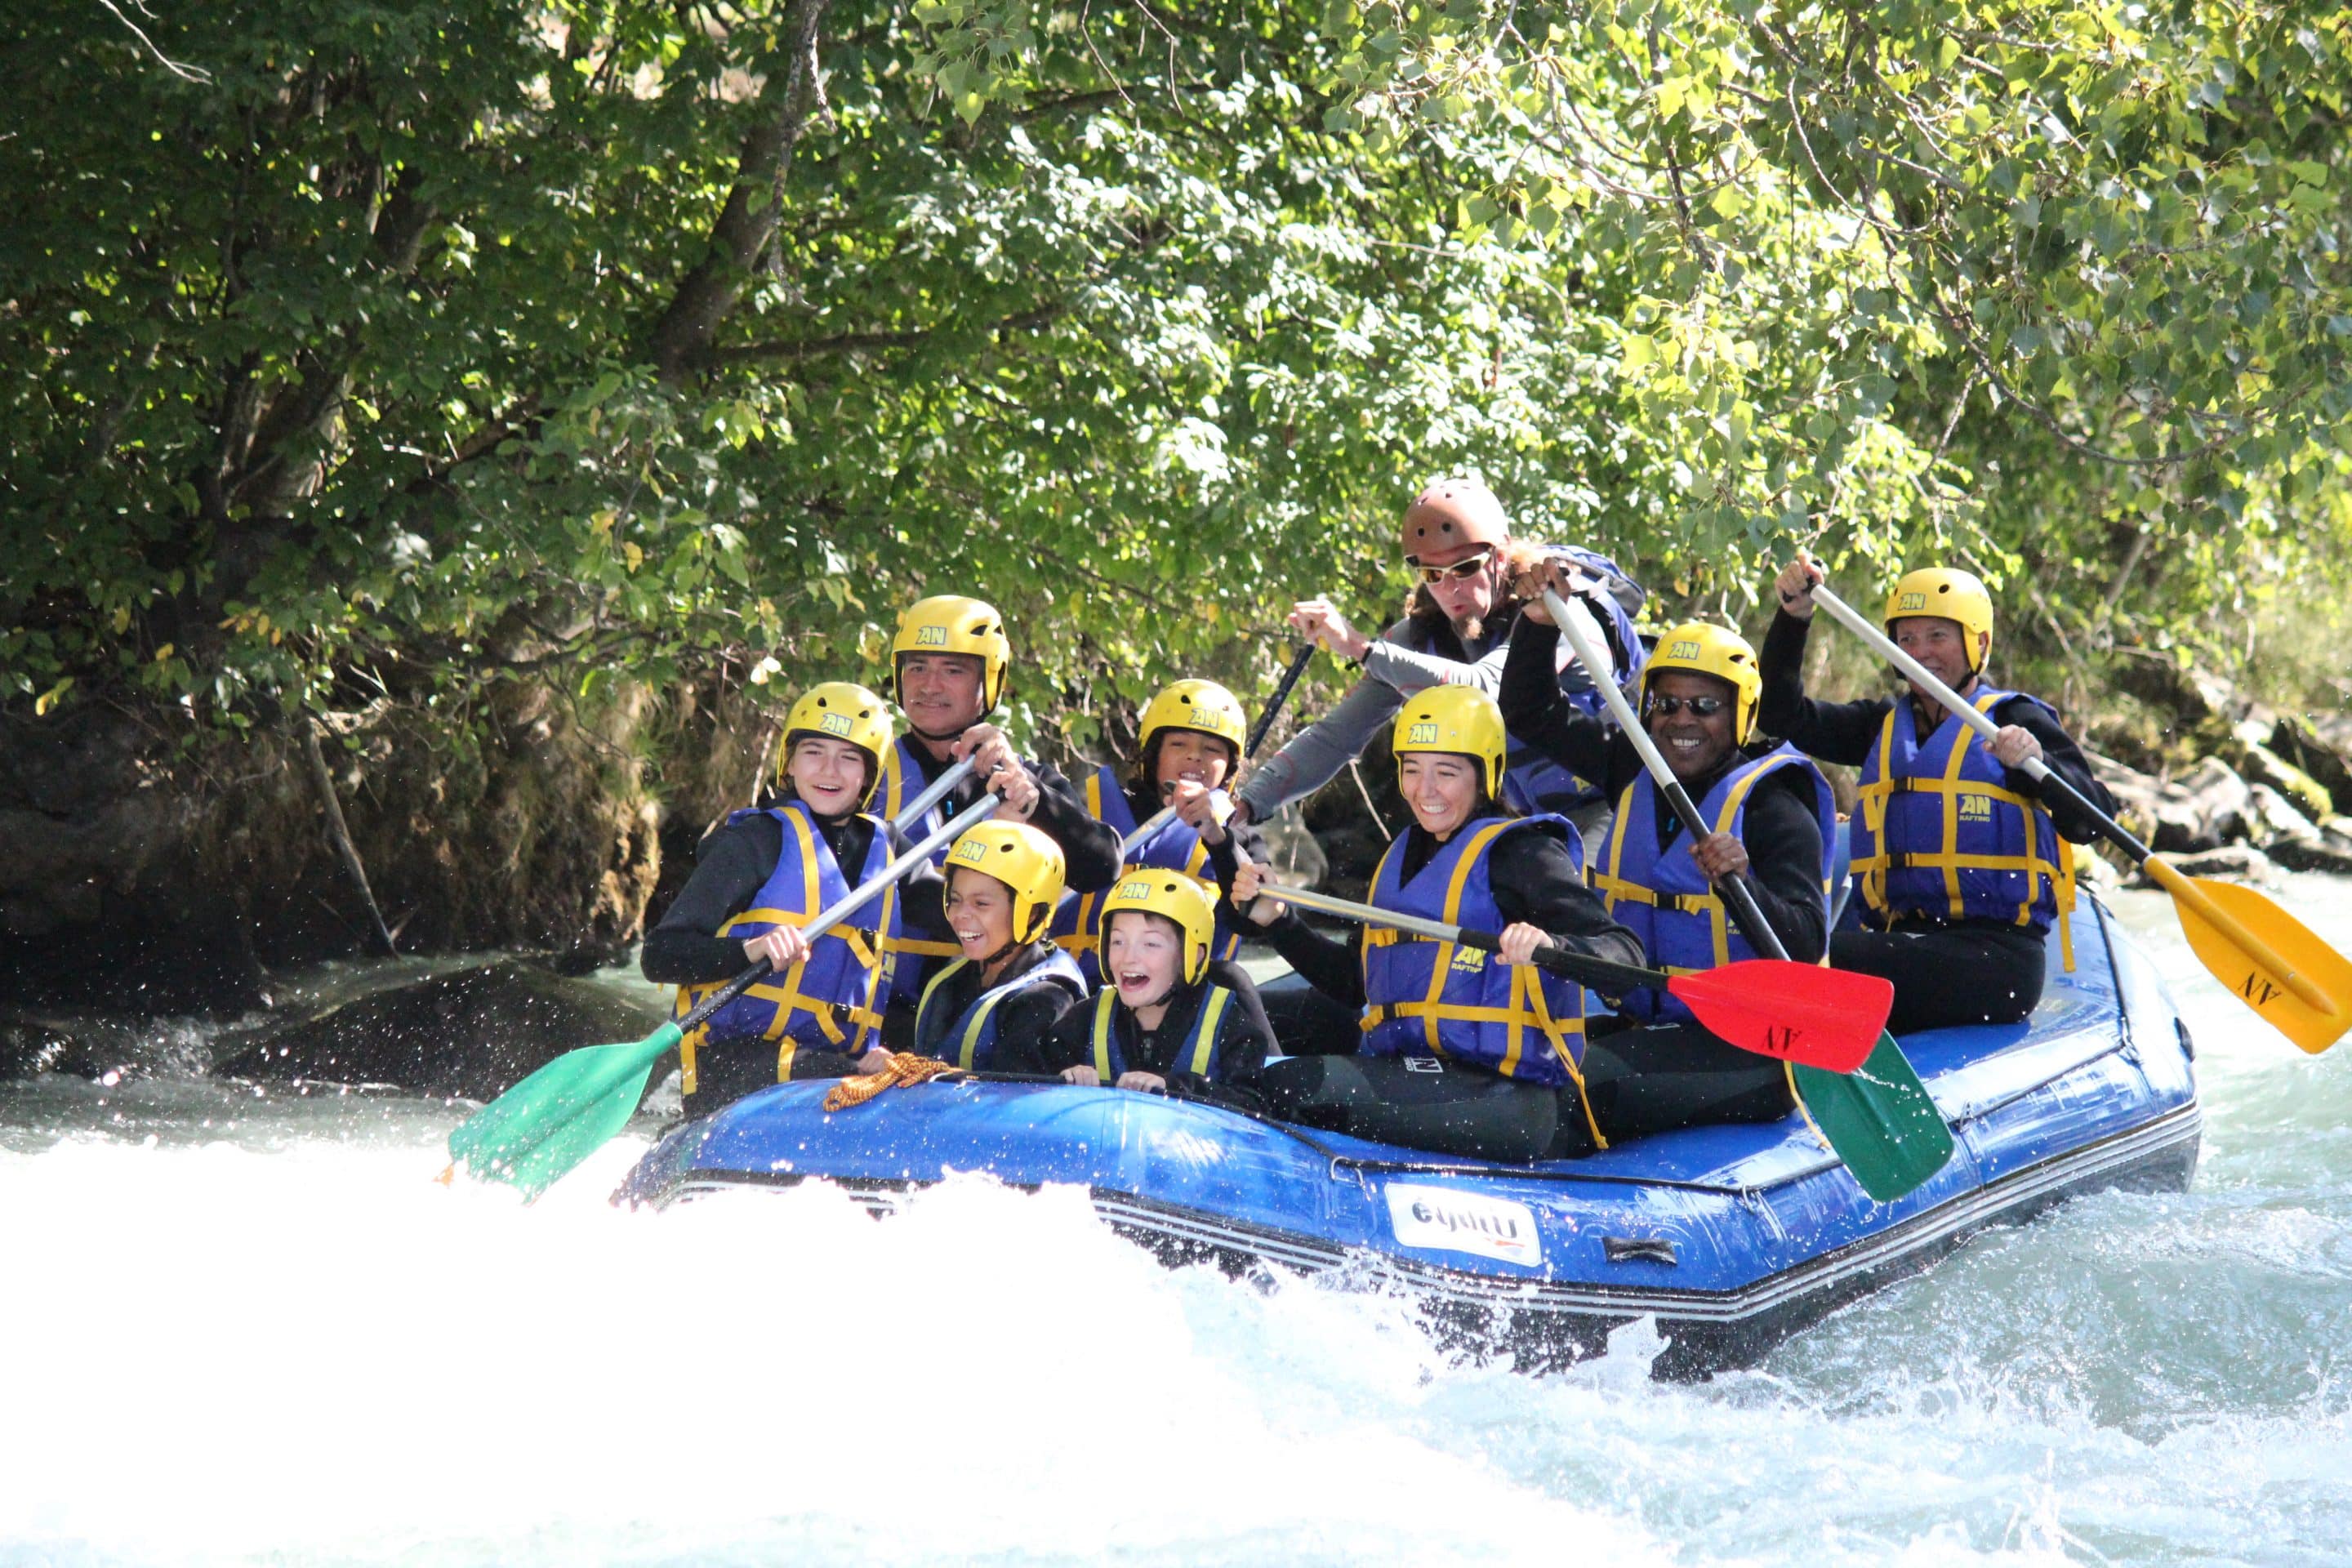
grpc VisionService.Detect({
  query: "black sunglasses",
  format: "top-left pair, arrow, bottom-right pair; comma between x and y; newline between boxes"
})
1643,693 -> 1727,719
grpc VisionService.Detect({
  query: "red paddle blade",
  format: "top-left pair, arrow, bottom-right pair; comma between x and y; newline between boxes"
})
1667,959 -> 1893,1073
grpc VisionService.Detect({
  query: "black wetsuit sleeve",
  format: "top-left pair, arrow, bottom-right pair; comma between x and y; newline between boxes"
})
1043,1003 -> 1095,1073
1200,814 -> 1272,929
1496,618 -> 1621,791
1488,827 -> 1649,970
784,1050 -> 863,1081
1026,760 -> 1124,893
1757,609 -> 1894,766
1202,960 -> 1274,1085
640,817 -> 783,984
1735,770 -> 1829,964
1256,909 -> 1368,1008
1993,698 -> 2116,843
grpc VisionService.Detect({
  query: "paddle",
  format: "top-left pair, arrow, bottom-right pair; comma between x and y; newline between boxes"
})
1811,579 -> 2352,1054
1543,587 -> 1954,1200
1246,642 -> 1317,760
443,791 -> 1005,1200
1252,879 -> 1888,1072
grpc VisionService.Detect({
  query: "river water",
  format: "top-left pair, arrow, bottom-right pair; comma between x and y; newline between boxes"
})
5,881 -> 2351,1566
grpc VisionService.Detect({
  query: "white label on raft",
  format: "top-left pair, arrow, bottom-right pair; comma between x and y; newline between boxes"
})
1384,1184 -> 1540,1267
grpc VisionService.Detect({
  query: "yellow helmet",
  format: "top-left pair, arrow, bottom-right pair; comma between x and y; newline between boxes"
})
1392,685 -> 1508,800
1643,623 -> 1762,744
1096,871 -> 1218,986
944,820 -> 1067,944
782,681 -> 893,782
1138,679 -> 1248,759
1884,568 -> 1994,674
893,595 -> 1012,713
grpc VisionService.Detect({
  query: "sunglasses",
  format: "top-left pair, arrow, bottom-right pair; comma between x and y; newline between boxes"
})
1643,693 -> 1727,719
1412,548 -> 1494,586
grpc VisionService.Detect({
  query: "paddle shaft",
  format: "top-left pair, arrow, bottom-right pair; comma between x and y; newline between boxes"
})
888,758 -> 978,834
1247,643 -> 1317,760
1258,879 -> 1668,993
679,791 -> 1004,1037
1810,581 -> 2333,1014
1544,589 -> 1794,965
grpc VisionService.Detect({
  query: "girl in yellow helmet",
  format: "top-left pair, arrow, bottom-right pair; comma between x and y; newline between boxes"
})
1045,872 -> 1274,1097
642,682 -> 953,1117
894,820 -> 1087,1071
1764,551 -> 2116,1034
1232,686 -> 1649,1162
1045,677 -> 1272,984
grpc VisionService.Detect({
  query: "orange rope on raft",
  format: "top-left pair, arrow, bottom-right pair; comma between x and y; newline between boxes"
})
822,1053 -> 963,1111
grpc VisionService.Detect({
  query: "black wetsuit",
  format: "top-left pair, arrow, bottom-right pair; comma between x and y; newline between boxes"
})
1249,818 -> 1646,1162
1042,958 -> 1276,1095
641,807 -> 944,1113
1759,608 -> 2115,1034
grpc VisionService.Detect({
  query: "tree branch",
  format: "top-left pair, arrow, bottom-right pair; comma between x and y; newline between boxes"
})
647,0 -> 831,383
707,301 -> 1066,364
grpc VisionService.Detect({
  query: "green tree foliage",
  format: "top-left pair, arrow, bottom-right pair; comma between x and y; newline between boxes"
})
6,0 -> 2349,758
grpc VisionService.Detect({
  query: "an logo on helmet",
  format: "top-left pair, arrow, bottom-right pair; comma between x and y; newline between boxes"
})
1116,879 -> 1155,902
1407,722 -> 1440,745
818,712 -> 853,737
1896,591 -> 1927,612
1667,639 -> 1700,662
951,838 -> 987,863
915,625 -> 947,647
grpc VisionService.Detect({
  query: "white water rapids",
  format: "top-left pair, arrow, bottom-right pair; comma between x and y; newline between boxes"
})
6,881 -> 2352,1566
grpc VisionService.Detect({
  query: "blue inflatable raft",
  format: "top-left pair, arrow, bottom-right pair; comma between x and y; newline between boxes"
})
617,893 -> 2199,1377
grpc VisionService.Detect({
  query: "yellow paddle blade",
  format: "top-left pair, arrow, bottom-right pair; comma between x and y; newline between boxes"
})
2172,875 -> 2352,1054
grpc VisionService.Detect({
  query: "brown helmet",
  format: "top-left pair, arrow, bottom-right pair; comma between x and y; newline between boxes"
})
1401,479 -> 1510,563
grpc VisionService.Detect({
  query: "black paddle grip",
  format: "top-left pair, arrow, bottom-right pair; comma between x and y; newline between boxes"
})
1247,642 -> 1317,760
675,958 -> 773,1035
1453,925 -> 1668,993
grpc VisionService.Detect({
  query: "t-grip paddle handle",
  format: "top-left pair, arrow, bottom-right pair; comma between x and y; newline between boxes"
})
888,758 -> 978,834
1248,643 -> 1317,760
1808,581 -> 2335,1017
1543,588 -> 1793,965
679,791 -> 1005,1037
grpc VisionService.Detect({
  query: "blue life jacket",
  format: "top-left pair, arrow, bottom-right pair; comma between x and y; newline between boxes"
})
671,802 -> 895,1095
871,735 -> 978,1002
1047,765 -> 1241,984
1404,544 -> 1646,817
1590,746 -> 1835,1024
1850,686 -> 2077,968
1082,984 -> 1236,1083
1359,815 -> 1595,1135
913,947 -> 1088,1071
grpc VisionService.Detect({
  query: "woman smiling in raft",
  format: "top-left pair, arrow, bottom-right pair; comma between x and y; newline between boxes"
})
1232,687 -> 1645,1162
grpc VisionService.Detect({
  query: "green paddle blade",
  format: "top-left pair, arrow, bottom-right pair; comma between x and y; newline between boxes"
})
444,1022 -> 683,1200
1792,1031 -> 1954,1203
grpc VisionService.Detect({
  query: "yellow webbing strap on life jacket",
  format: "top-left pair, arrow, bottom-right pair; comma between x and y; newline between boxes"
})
1185,987 -> 1230,1078
915,958 -> 1032,1072
822,1052 -> 962,1111
1853,692 -> 2076,970
1089,990 -> 1119,1080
